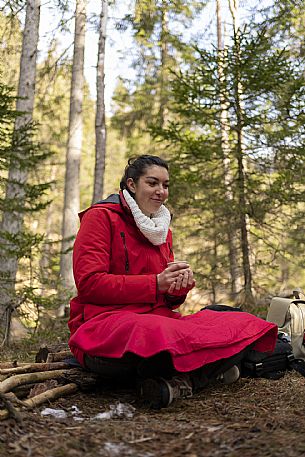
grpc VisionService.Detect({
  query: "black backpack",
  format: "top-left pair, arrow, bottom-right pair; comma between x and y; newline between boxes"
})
241,334 -> 295,380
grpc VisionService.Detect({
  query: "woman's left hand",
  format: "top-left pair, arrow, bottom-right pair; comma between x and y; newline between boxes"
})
167,268 -> 195,295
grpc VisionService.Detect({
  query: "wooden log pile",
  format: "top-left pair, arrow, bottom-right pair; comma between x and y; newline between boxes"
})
0,343 -> 98,422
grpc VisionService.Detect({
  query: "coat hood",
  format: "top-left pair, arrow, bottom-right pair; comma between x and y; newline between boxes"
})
79,191 -> 130,221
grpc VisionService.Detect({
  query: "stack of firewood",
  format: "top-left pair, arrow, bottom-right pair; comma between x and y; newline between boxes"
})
0,343 -> 98,422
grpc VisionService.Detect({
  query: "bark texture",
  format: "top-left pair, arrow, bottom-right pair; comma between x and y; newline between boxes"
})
0,0 -> 41,344
60,0 -> 87,295
229,0 -> 254,305
159,1 -> 169,127
216,0 -> 242,299
92,0 -> 108,204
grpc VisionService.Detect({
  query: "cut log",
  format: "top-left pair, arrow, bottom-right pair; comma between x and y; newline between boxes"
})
46,351 -> 72,363
35,343 -> 71,363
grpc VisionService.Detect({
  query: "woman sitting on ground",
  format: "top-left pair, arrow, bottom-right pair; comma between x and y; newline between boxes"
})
68,154 -> 277,409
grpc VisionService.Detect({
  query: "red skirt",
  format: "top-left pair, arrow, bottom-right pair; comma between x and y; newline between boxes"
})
69,307 -> 277,372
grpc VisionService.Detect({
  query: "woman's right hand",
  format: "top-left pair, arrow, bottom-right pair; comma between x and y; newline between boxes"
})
157,262 -> 190,292
167,267 -> 195,295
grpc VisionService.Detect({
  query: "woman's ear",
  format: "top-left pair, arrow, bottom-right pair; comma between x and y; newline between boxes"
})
126,178 -> 136,193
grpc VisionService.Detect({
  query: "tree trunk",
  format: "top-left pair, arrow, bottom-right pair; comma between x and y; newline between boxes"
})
216,0 -> 242,299
0,0 -> 40,345
92,0 -> 108,204
59,0 -> 87,299
39,166 -> 57,273
210,214 -> 218,305
236,127 -> 254,304
229,0 -> 254,306
159,0 -> 169,127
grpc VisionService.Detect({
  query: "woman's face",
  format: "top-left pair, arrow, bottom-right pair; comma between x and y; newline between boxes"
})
127,165 -> 169,216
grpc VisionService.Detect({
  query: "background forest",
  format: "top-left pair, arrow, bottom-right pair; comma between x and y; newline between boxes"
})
0,0 -> 304,346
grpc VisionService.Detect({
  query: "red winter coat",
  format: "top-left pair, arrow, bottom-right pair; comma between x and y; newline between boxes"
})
69,193 -> 277,370
69,193 -> 184,336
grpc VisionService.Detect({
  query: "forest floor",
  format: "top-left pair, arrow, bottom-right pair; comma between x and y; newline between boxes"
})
1,320 -> 305,457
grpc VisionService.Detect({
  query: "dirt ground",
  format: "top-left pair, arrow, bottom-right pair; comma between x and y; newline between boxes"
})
1,370 -> 305,457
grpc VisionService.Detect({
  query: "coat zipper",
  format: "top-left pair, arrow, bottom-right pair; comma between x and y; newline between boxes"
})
168,242 -> 173,260
120,232 -> 130,272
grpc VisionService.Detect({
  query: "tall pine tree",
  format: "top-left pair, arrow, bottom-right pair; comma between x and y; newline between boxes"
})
155,16 -> 305,307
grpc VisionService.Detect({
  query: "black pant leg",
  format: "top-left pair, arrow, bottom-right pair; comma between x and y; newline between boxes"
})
190,347 -> 250,392
84,352 -> 140,382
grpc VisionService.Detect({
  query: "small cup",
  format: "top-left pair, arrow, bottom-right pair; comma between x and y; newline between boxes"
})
167,260 -> 189,266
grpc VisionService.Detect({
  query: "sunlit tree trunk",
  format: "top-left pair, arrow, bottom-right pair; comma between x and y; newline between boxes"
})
59,0 -> 87,303
159,0 -> 169,127
0,0 -> 41,345
229,0 -> 254,305
92,0 -> 108,204
216,0 -> 242,299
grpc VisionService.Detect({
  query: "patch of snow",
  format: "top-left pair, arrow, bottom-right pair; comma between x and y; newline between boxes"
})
101,442 -> 154,457
94,410 -> 113,420
93,402 -> 136,421
73,416 -> 85,422
41,408 -> 67,419
70,405 -> 82,415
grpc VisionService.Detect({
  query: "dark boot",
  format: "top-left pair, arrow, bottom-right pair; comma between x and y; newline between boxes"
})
139,374 -> 193,409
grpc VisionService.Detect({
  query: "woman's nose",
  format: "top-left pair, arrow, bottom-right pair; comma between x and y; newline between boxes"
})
156,184 -> 164,195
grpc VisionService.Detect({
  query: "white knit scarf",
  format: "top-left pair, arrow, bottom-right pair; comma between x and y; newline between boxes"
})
123,189 -> 171,246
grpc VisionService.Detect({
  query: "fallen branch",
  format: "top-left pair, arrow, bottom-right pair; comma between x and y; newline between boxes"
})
0,369 -> 75,393
0,345 -> 96,421
0,362 -> 70,377
0,384 -> 78,421
0,406 -> 11,421
0,361 -> 29,369
23,383 -> 78,408
3,391 -> 26,407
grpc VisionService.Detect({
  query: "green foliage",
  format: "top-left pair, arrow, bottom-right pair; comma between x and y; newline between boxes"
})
0,12 -> 21,88
0,119 -> 53,211
103,126 -> 128,197
154,14 -> 305,299
0,78 -> 55,343
0,229 -> 43,258
111,1 -> 207,156
32,46 -> 95,293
